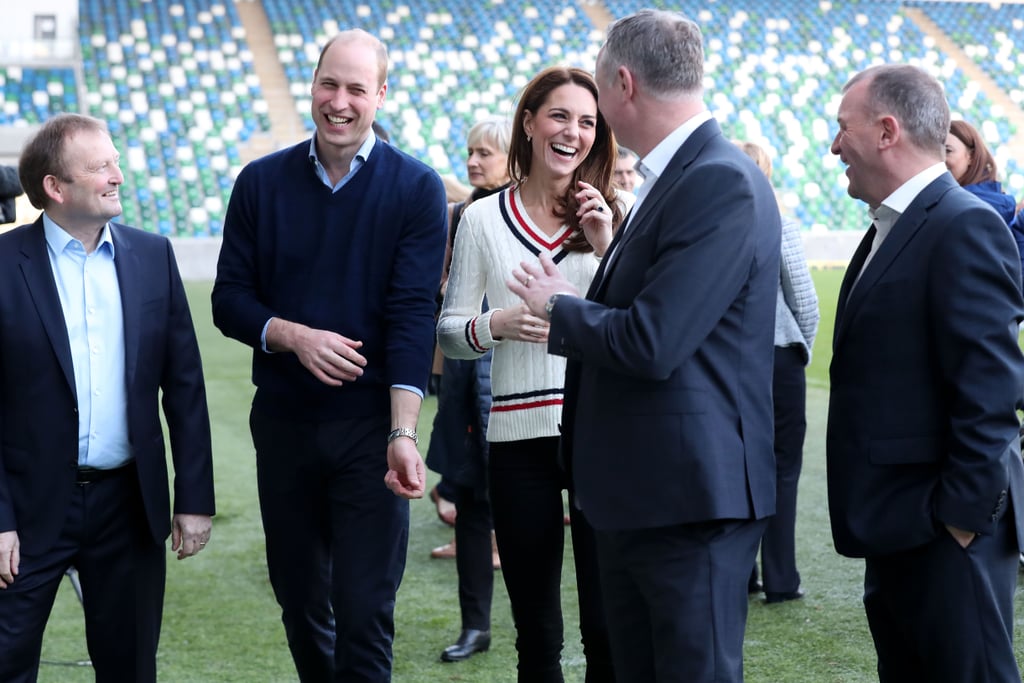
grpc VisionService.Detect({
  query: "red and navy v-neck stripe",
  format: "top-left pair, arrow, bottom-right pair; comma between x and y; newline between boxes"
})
499,188 -> 572,264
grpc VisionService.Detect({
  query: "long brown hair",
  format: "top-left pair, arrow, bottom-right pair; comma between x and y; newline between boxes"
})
507,66 -> 621,252
949,119 -> 999,186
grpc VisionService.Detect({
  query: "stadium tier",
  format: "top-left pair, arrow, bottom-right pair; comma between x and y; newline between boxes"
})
78,0 -> 271,236
603,0 -> 1023,230
2,1 -> 1023,235
0,66 -> 78,125
261,0 -> 600,177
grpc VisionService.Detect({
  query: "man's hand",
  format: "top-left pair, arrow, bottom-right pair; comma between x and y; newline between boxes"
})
0,530 -> 19,588
945,524 -> 976,549
507,253 -> 580,320
171,514 -> 212,560
267,319 -> 366,386
384,436 -> 426,499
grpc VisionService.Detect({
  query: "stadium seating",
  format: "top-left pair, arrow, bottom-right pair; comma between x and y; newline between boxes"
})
261,0 -> 601,175
0,66 -> 77,125
77,0 -> 270,236
2,1 -> 1023,235
603,0 -> 1022,230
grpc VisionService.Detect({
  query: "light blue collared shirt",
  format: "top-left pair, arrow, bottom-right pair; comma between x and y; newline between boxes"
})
308,132 -> 377,192
43,214 -> 131,469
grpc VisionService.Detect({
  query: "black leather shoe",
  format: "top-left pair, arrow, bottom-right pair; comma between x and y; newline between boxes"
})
440,629 -> 491,662
764,588 -> 804,604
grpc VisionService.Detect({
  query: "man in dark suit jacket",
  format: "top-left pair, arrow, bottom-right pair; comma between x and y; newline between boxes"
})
828,64 -> 1024,682
0,114 -> 215,683
509,10 -> 780,682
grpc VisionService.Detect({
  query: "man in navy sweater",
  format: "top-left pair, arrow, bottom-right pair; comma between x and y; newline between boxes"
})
212,29 -> 447,681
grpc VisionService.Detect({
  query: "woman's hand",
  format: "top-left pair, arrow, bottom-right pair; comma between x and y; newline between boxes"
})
489,304 -> 550,343
575,180 -> 614,257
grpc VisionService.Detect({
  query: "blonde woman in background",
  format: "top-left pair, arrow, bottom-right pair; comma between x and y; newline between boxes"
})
737,140 -> 819,604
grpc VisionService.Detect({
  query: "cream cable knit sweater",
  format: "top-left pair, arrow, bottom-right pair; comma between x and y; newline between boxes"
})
438,186 -> 623,443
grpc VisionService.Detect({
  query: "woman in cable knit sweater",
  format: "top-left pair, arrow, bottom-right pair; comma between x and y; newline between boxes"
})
438,67 -> 632,683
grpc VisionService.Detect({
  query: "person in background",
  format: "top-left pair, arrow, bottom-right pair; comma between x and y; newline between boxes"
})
828,64 -> 1024,682
0,113 -> 214,682
428,116 -> 512,663
737,140 -> 819,604
945,119 -> 1016,224
211,29 -> 447,680
611,145 -> 638,193
0,164 -> 22,224
439,66 -> 629,682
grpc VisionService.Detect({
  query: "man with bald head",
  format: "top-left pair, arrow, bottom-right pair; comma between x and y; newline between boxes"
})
213,29 -> 447,680
827,64 -> 1024,682
509,10 -> 779,681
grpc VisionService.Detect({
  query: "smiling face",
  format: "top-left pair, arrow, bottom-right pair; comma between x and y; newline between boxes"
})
310,37 -> 387,163
830,78 -> 884,206
522,83 -> 598,182
944,132 -> 971,183
45,128 -> 123,230
466,139 -> 509,190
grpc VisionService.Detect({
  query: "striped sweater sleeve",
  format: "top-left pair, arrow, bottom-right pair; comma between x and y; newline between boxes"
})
437,206 -> 502,359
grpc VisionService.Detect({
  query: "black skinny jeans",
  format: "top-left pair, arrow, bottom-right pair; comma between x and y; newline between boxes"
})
489,437 -> 615,683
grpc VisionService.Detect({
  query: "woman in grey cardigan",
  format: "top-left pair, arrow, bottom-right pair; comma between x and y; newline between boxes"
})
738,141 -> 820,604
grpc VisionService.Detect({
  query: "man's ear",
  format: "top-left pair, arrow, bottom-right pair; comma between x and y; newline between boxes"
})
42,175 -> 64,205
878,115 -> 899,149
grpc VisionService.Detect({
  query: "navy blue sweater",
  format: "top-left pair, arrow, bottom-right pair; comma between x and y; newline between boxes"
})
213,138 -> 447,419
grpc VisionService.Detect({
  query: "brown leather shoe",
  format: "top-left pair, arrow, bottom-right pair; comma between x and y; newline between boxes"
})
430,538 -> 456,559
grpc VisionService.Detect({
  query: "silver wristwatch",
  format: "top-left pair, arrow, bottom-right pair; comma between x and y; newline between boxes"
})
387,427 -> 419,445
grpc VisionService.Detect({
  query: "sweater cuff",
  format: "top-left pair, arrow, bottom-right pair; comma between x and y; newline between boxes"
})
464,309 -> 501,353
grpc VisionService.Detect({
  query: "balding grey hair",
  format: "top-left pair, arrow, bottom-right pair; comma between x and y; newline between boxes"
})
599,9 -> 704,100
844,64 -> 949,155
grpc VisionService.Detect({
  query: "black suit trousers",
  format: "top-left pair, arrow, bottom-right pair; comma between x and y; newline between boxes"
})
251,409 -> 408,683
864,512 -> 1021,683
756,344 -> 806,593
452,482 -> 493,631
0,466 -> 165,683
595,517 -> 768,683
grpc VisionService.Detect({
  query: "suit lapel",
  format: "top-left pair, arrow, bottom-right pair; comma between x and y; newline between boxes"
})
111,223 -> 141,388
834,175 -> 956,349
832,224 -> 875,349
590,119 -> 722,301
17,219 -> 76,394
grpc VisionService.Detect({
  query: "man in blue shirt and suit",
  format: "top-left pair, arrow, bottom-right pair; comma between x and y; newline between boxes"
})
0,114 -> 215,682
510,10 -> 779,682
828,64 -> 1024,682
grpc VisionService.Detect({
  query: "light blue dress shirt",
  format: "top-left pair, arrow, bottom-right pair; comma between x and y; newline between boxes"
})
43,214 -> 131,469
308,131 -> 376,192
